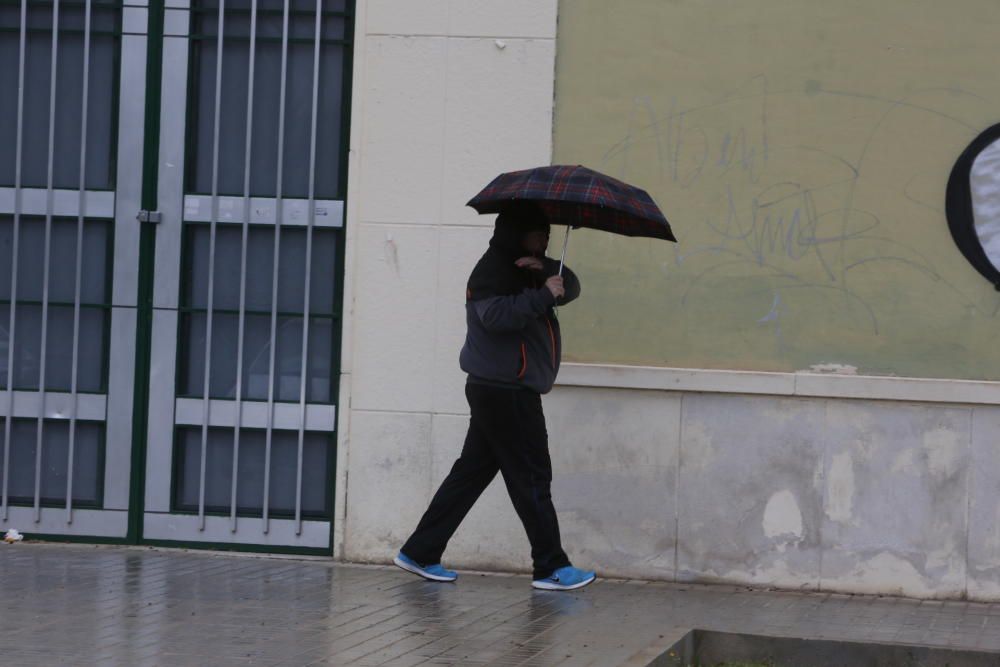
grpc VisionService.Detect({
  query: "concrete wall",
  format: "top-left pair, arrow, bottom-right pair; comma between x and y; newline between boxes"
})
559,368 -> 999,603
350,359 -> 1000,600
336,0 -> 1000,602
334,0 -> 559,563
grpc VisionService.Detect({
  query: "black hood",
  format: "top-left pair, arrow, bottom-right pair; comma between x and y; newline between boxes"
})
469,203 -> 550,300
488,202 -> 550,259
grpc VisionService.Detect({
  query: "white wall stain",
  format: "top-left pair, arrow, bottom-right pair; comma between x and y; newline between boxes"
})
382,232 -> 401,277
763,489 -> 804,541
825,452 -> 855,523
842,552 -> 936,598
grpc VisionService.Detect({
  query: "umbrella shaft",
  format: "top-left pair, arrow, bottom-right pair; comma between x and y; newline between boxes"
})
558,226 -> 571,277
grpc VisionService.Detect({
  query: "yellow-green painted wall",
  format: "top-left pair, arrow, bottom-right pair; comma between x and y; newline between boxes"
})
553,0 -> 1000,379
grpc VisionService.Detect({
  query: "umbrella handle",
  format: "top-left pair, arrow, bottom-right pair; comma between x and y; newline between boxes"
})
558,226 -> 571,277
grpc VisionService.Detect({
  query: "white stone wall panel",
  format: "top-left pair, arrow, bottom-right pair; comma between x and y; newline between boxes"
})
546,387 -> 681,580
365,0 -> 449,36
676,395 -> 826,590
448,0 -> 557,39
817,401 -> 970,599
349,223 -> 440,412
441,38 -> 556,227
359,36 -> 447,224
969,406 -> 1000,601
343,410 -> 433,562
340,0 -> 560,572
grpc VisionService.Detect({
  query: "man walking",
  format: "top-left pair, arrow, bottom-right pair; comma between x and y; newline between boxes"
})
394,203 -> 596,591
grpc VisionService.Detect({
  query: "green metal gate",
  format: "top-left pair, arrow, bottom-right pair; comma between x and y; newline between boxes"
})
0,0 -> 352,553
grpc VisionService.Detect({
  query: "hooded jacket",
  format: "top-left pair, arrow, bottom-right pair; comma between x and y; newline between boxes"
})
459,215 -> 581,394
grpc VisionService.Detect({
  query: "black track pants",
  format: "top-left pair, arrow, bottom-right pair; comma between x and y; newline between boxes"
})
401,383 -> 571,580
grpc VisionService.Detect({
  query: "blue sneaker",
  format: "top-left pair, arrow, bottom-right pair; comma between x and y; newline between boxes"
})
532,566 -> 596,591
393,551 -> 457,582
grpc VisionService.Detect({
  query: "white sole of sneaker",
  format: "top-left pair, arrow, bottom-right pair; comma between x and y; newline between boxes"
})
393,556 -> 457,582
531,574 -> 596,591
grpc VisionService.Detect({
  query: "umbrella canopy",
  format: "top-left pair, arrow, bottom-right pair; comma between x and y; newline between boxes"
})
466,164 -> 676,242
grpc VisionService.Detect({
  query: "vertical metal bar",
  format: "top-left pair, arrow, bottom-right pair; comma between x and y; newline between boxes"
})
35,0 -> 61,523
66,0 -> 93,524
199,0 -> 226,531
230,0 -> 258,534
293,0 -> 323,536
3,0 -> 29,521
262,0 -> 291,534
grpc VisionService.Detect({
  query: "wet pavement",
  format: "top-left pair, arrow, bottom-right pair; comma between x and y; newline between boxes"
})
0,543 -> 999,665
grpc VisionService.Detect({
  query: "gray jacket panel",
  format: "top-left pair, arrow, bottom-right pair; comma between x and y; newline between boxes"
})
459,258 -> 580,394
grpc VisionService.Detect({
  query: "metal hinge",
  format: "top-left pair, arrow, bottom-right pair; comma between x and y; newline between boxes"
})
136,210 -> 162,224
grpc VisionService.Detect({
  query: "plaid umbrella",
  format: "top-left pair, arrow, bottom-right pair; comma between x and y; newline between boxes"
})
466,164 -> 676,242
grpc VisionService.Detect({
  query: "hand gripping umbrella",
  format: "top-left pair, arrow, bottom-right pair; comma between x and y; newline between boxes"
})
467,165 -> 676,275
